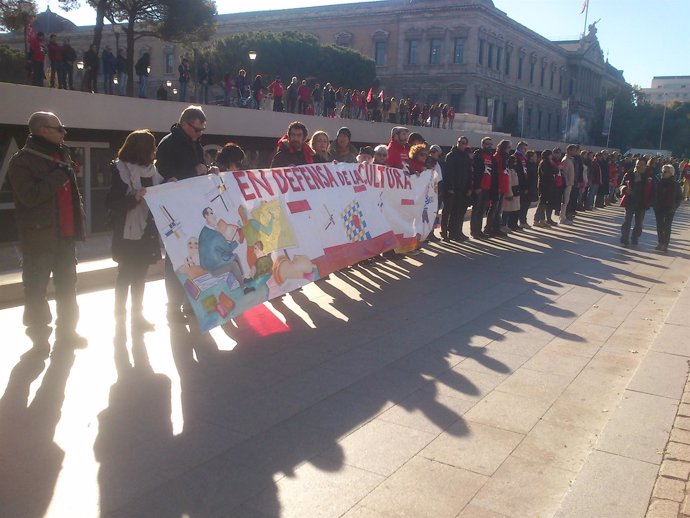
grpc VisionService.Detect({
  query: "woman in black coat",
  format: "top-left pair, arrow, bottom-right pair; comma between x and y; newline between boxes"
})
533,149 -> 559,226
106,130 -> 163,332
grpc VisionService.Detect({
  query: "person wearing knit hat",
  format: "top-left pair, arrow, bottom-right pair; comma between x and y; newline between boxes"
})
328,126 -> 357,163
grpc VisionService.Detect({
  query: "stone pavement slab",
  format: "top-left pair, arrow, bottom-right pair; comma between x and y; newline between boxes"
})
2,204 -> 690,517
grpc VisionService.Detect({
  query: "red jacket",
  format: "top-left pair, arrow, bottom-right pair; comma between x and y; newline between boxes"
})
495,152 -> 511,195
268,80 -> 284,97
29,38 -> 46,63
386,140 -> 409,170
297,84 -> 311,102
48,41 -> 63,62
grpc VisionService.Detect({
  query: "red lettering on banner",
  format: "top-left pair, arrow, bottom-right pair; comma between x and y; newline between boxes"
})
232,171 -> 256,201
247,170 -> 274,199
272,168 -> 290,194
385,170 -> 396,188
299,167 -> 318,190
393,170 -> 405,189
285,168 -> 304,192
305,166 -> 325,189
354,185 -> 367,193
338,169 -> 352,186
322,165 -> 338,187
403,174 -> 412,190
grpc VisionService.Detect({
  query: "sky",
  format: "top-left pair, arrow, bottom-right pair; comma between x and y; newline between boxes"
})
36,0 -> 690,88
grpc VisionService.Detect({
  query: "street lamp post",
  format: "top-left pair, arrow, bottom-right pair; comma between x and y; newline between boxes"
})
659,92 -> 668,153
248,50 -> 257,106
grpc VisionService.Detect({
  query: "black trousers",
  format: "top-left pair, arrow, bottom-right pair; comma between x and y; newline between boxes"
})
470,190 -> 488,235
518,195 -> 531,225
654,209 -> 675,245
114,257 -> 149,315
621,206 -> 646,241
22,238 -> 78,342
441,190 -> 468,238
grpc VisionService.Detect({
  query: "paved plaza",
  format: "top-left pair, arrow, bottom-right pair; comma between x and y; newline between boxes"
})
1,204 -> 690,518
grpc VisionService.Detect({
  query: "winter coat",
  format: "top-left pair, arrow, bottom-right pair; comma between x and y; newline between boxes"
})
105,162 -> 161,265
8,135 -> 85,249
328,142 -> 358,164
502,168 -> 521,212
537,158 -> 556,198
444,146 -> 472,201
621,170 -> 654,211
472,149 -> 498,196
526,161 -> 539,202
654,177 -> 682,212
156,124 -> 205,181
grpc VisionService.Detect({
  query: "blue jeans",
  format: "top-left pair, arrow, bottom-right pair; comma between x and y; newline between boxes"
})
138,75 -> 148,98
179,81 -> 187,102
117,73 -> 127,95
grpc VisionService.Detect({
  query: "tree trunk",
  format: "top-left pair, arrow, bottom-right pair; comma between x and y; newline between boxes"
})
90,0 -> 107,51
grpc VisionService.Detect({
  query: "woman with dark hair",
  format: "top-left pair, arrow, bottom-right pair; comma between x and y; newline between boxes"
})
134,52 -> 150,98
215,142 -> 245,172
534,149 -> 558,227
106,129 -> 163,332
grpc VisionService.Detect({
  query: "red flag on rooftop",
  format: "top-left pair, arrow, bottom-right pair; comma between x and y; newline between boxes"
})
366,88 -> 373,103
580,0 -> 588,14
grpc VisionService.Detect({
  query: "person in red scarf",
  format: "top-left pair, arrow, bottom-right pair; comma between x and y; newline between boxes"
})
8,111 -> 87,356
271,121 -> 314,167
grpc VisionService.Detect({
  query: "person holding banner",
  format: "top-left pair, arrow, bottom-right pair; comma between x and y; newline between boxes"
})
309,131 -> 333,163
271,121 -> 313,167
386,126 -> 410,169
107,130 -> 163,332
157,106 -> 210,323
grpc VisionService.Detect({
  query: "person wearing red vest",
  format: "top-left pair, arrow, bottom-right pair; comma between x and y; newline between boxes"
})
8,111 -> 87,356
470,136 -> 497,239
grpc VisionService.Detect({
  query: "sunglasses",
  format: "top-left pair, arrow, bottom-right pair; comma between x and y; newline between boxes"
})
45,125 -> 67,133
187,123 -> 206,134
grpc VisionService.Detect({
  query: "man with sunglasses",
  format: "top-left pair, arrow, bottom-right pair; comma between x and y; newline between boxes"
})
8,111 -> 87,356
157,105 -> 211,324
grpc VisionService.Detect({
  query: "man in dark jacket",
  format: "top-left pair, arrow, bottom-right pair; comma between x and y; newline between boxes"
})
8,111 -> 87,355
514,141 -> 530,228
470,137 -> 497,239
442,136 -> 473,241
157,106 -> 211,323
62,38 -> 77,90
83,44 -> 99,93
271,121 -> 312,167
101,45 -> 116,95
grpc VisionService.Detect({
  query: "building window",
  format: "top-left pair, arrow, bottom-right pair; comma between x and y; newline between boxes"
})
453,38 -> 465,64
537,109 -> 542,133
478,40 -> 484,65
475,95 -> 482,115
529,62 -> 535,84
569,78 -> 575,96
559,73 -> 563,94
408,40 -> 419,65
375,42 -> 386,66
496,47 -> 502,72
547,112 -> 552,134
488,44 -> 494,69
429,39 -> 442,64
165,53 -> 174,74
518,55 -> 524,80
540,66 -> 545,87
505,51 -> 511,75
550,70 -> 555,90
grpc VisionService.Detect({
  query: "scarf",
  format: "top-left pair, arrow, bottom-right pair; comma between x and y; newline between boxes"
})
276,135 -> 314,164
116,160 -> 163,240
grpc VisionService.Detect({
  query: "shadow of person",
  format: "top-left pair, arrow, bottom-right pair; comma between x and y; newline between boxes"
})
0,347 -> 76,518
94,330 -> 174,517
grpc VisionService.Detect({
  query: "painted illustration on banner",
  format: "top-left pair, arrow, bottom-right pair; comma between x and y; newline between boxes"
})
145,163 -> 436,331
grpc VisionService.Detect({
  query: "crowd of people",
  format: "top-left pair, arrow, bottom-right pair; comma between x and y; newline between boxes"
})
7,105 -> 688,357
25,37 -> 458,128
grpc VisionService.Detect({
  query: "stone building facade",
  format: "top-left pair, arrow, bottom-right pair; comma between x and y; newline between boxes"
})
1,0 -> 628,144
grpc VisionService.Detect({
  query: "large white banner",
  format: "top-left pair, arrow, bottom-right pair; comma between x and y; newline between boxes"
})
145,163 -> 437,332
